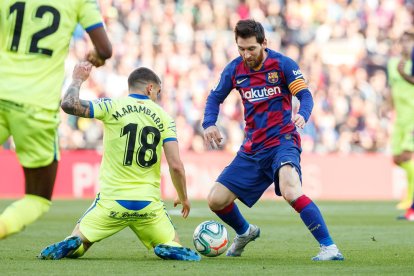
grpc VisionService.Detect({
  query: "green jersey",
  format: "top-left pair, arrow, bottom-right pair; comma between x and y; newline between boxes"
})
91,94 -> 178,201
388,57 -> 414,125
0,0 -> 103,110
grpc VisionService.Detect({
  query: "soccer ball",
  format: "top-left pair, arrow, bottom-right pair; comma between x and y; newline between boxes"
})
192,220 -> 229,257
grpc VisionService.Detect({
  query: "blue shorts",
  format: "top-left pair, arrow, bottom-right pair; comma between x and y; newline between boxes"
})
217,142 -> 302,207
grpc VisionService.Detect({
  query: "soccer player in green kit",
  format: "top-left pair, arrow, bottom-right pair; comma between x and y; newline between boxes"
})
388,29 -> 414,213
0,0 -> 111,239
38,62 -> 200,261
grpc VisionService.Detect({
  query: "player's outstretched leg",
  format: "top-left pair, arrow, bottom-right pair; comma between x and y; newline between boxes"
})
312,244 -> 344,261
226,224 -> 260,257
38,236 -> 82,260
0,195 -> 51,239
154,244 -> 201,261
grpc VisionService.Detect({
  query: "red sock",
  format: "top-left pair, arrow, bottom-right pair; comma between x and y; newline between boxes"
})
291,195 -> 312,213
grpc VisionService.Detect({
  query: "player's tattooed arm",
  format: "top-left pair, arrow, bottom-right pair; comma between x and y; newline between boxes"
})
61,80 -> 92,118
61,62 -> 93,118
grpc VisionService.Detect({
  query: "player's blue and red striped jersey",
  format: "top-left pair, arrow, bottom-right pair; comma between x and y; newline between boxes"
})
203,48 -> 313,154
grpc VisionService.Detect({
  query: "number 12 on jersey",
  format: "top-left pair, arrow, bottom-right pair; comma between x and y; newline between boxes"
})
7,1 -> 60,56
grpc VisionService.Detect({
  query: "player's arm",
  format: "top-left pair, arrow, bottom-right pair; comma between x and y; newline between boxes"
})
61,62 -> 93,118
283,57 -> 314,128
293,89 -> 314,129
385,64 -> 394,110
202,65 -> 235,147
397,58 -> 414,85
163,140 -> 191,218
86,27 -> 112,67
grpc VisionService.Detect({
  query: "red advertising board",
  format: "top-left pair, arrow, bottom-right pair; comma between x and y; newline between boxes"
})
0,150 -> 402,200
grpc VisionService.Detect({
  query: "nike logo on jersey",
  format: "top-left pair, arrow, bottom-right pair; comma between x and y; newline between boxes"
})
280,161 -> 291,166
236,78 -> 248,84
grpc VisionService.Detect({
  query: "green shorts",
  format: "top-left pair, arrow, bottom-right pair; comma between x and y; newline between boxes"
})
0,99 -> 60,168
78,196 -> 177,249
391,123 -> 414,155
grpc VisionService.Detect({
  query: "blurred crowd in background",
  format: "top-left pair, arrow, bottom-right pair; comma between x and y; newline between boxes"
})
16,0 -> 414,154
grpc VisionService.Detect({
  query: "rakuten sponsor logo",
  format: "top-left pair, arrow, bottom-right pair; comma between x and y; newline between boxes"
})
241,86 -> 281,102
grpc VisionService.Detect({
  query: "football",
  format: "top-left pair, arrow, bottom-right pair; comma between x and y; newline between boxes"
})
192,220 -> 229,257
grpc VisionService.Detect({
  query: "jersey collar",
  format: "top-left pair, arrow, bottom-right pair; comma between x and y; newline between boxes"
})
129,94 -> 149,100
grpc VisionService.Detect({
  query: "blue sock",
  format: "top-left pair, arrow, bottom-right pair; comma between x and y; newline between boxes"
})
213,202 -> 249,235
292,195 -> 334,246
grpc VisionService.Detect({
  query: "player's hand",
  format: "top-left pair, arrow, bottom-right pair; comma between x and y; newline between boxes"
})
86,50 -> 106,67
72,61 -> 93,82
293,114 -> 306,129
203,125 -> 223,149
174,197 -> 191,218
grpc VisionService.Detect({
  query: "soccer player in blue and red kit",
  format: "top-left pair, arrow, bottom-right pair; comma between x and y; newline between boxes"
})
202,19 -> 344,261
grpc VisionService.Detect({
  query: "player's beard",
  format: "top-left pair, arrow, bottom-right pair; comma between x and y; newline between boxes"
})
245,49 -> 265,70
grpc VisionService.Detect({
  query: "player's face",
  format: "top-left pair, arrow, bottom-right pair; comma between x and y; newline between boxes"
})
237,36 -> 267,70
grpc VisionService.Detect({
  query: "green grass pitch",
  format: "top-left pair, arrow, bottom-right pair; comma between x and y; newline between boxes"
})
0,200 -> 413,275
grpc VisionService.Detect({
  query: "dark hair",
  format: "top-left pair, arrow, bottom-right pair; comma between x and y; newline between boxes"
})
234,19 -> 265,44
128,67 -> 161,89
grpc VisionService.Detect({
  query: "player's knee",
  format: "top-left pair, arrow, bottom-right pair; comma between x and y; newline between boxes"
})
207,193 -> 231,211
207,194 -> 222,211
281,188 -> 302,203
281,183 -> 302,201
207,182 -> 235,211
279,169 -> 302,201
207,185 -> 220,210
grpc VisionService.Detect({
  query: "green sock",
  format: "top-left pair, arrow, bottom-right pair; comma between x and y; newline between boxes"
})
161,241 -> 182,247
0,194 -> 51,238
67,243 -> 85,258
400,160 -> 414,202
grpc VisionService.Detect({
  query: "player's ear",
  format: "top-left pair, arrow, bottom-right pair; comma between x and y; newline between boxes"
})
146,83 -> 153,96
262,38 -> 267,48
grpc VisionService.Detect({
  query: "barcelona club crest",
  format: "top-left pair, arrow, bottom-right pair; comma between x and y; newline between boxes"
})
267,72 -> 279,83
